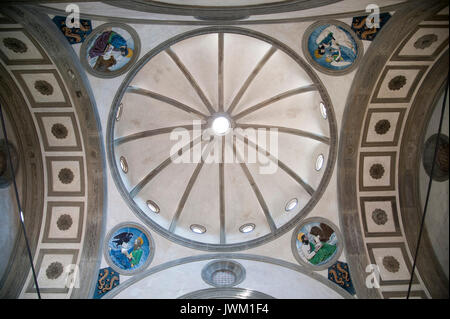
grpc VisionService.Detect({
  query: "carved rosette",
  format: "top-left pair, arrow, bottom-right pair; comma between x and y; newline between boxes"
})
58,168 -> 74,184
388,75 -> 407,91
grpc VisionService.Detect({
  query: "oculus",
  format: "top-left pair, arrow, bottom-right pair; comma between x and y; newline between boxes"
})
212,116 -> 231,136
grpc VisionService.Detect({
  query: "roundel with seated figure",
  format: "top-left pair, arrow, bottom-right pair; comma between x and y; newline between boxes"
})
292,217 -> 343,270
81,23 -> 140,78
104,223 -> 155,275
302,20 -> 363,75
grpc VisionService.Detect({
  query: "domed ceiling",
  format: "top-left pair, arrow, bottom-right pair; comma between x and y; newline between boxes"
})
0,0 -> 447,301
109,28 -> 337,251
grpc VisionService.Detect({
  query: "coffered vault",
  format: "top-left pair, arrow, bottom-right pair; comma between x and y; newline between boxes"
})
0,0 -> 448,299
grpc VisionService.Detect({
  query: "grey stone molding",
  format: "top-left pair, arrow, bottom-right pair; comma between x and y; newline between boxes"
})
34,2 -> 408,26
106,0 -> 340,20
336,0 -> 447,299
1,5 -> 107,299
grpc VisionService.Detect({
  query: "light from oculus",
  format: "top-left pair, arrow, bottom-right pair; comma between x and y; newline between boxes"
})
212,116 -> 231,136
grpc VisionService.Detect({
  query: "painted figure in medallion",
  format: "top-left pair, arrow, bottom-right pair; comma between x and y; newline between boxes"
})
296,222 -> 338,266
107,227 -> 150,272
86,27 -> 134,73
307,23 -> 359,72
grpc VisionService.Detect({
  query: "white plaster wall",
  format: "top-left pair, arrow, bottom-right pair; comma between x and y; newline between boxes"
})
113,259 -> 344,299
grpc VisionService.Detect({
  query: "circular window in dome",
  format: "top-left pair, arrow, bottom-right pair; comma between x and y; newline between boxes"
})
315,154 -> 324,171
119,156 -> 128,173
239,223 -> 255,233
146,199 -> 160,214
190,224 -> 207,234
319,102 -> 327,119
116,103 -> 124,121
107,27 -> 337,252
285,198 -> 298,212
